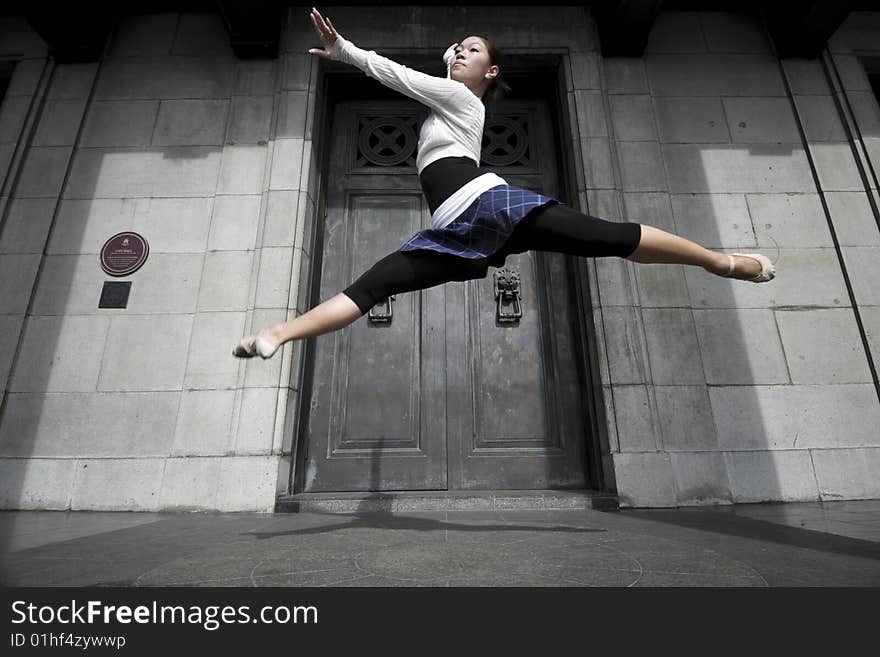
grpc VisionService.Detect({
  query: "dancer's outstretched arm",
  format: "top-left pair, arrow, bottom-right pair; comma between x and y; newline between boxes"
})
307,7 -> 473,119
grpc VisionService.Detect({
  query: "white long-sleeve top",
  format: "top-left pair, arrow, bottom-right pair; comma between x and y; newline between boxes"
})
329,36 -> 507,229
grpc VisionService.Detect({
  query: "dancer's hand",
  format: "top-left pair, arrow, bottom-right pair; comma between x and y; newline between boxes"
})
307,7 -> 340,58
444,42 -> 459,66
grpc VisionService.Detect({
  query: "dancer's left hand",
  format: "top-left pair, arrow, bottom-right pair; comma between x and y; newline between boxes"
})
308,7 -> 340,58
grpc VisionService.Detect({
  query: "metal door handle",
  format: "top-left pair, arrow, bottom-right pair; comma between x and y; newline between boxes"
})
494,268 -> 522,323
368,295 -> 395,323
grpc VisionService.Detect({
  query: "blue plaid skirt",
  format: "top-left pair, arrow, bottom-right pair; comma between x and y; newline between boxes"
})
399,184 -> 560,260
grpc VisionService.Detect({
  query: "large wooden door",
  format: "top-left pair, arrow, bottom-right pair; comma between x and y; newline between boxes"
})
301,97 -> 588,492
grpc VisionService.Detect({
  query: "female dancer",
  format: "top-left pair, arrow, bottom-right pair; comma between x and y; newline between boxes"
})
234,7 -> 776,359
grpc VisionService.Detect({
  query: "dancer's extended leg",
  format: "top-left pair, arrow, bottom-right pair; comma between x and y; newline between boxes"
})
233,249 -> 488,358
501,203 -> 764,279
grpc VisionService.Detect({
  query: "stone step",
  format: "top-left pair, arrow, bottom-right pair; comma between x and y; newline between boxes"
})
275,489 -> 619,513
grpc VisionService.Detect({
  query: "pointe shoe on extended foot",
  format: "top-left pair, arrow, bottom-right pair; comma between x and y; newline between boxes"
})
232,334 -> 279,359
724,253 -> 776,283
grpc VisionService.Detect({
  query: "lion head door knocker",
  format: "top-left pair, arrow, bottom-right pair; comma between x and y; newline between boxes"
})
493,267 -> 522,325
368,295 -> 395,324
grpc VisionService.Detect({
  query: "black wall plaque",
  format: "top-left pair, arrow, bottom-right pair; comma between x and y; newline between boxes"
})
99,281 -> 131,309
100,232 -> 149,277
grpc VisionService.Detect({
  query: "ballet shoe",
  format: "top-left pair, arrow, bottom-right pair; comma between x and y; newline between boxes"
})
232,334 -> 279,359
724,253 -> 776,283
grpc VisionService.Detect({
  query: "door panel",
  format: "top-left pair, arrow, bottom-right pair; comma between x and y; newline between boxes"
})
302,96 -> 589,492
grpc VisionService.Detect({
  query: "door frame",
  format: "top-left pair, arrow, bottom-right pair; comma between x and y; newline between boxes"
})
289,52 -> 616,495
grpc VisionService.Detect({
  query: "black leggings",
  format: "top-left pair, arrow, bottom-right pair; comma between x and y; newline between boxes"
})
342,202 -> 642,315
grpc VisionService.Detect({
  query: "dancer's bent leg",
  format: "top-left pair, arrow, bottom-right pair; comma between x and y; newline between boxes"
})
235,249 -> 488,358
501,203 -> 763,279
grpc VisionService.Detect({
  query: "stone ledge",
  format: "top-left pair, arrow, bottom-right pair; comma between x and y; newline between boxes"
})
275,489 -> 619,513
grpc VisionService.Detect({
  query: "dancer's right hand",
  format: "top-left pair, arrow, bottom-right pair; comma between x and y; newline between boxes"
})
308,7 -> 340,58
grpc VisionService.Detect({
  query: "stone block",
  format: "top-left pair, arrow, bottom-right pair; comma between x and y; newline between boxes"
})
709,383 -> 880,450
810,142 -> 865,192
569,52 -> 600,90
684,247 -> 846,309
172,12 -> 233,56
654,97 -> 729,144
634,263 -> 691,308
47,63 -> 98,100
829,54 -> 871,92
0,392 -> 178,458
254,246 -> 294,308
669,451 -> 732,505
813,448 -> 880,501
612,451 -> 678,508
197,251 -> 253,312
611,385 -> 659,452
172,389 -> 236,456
269,138 -> 304,190
694,309 -> 790,385
6,59 -> 45,97
48,197 -> 212,255
642,308 -> 705,385
0,254 -> 40,313
0,95 -> 30,143
746,192 -> 833,249
207,195 -> 262,251
0,458 -> 75,509
670,193 -> 754,249
98,314 -> 193,391
646,11 -> 706,53
276,90 -> 309,139
823,192 -> 880,246
95,56 -> 235,100
793,95 -> 847,142
16,147 -> 71,198
218,144 -> 268,195
603,58 -> 648,95
655,385 -> 718,450
848,91 -> 880,139
663,143 -> 814,194
32,98 -> 87,147
622,192 -> 675,233
586,188 -> 622,222
227,96 -> 273,144
781,59 -> 828,95
617,141 -> 666,192
263,190 -> 299,247
842,247 -> 880,305
71,458 -> 165,511
574,90 -> 608,138
601,306 -> 647,385
8,315 -> 109,392
108,14 -> 178,56
609,94 -> 655,141
65,147 -> 222,198
184,311 -> 247,389
0,315 -> 24,392
215,455 -> 279,511
152,99 -> 229,146
647,54 -> 785,97
725,450 -> 818,503
235,387 -> 278,455
235,59 -> 277,96
863,306 -> 880,371
700,11 -> 771,53
722,97 -> 800,144
291,249 -> 312,313
775,308 -> 873,384
284,53 -> 312,91
159,457 -> 222,510
80,100 -> 159,148
594,257 -> 637,306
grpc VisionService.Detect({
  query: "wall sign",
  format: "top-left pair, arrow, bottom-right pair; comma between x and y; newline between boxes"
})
100,231 -> 149,277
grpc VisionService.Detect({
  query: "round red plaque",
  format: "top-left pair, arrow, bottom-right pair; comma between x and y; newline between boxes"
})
100,232 -> 149,277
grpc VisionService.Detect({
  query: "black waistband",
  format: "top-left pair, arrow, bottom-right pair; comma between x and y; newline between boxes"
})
419,156 -> 484,215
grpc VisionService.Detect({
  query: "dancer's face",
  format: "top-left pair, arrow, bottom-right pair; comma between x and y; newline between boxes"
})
450,36 -> 499,97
